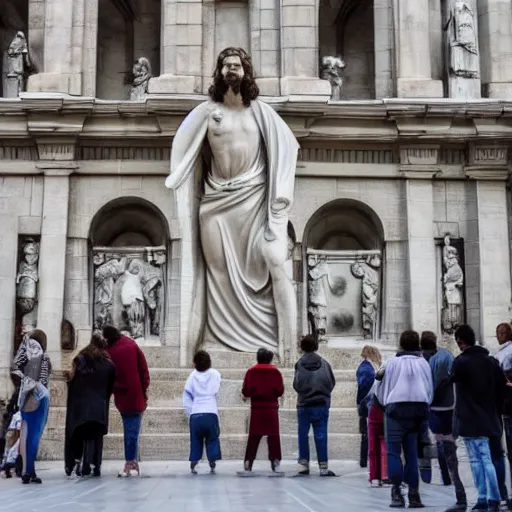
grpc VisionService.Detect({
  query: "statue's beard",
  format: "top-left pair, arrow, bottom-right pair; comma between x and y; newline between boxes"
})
224,72 -> 242,94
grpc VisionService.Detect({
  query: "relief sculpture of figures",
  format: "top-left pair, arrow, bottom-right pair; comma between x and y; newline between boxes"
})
442,235 -> 464,334
16,238 -> 39,333
321,56 -> 346,100
129,57 -> 152,100
3,31 -> 33,98
166,47 -> 299,354
351,255 -> 381,340
307,255 -> 329,342
444,0 -> 479,79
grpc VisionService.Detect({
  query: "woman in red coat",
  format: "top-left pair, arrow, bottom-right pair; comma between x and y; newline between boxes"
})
241,348 -> 284,473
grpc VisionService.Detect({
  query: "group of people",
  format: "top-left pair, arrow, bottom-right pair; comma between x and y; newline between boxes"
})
356,323 -> 512,511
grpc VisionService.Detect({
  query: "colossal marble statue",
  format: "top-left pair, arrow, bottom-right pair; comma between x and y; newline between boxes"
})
321,56 -> 345,100
444,0 -> 479,79
16,238 -> 39,333
129,57 -> 152,100
307,255 -> 328,341
3,32 -> 32,98
442,235 -> 464,333
166,47 -> 299,353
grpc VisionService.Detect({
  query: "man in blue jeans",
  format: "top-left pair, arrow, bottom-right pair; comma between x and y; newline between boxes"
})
452,324 -> 507,512
293,335 -> 336,476
376,330 -> 433,508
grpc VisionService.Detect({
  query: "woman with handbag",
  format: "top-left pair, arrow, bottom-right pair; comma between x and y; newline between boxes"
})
10,329 -> 51,484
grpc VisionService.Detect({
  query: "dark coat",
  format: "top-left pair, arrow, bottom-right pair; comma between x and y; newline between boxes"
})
356,360 -> 375,418
293,352 -> 336,408
451,345 -> 507,438
242,364 -> 284,436
107,335 -> 150,414
65,354 -> 115,469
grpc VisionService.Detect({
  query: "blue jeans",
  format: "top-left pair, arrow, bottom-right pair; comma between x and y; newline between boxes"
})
20,396 -> 50,476
385,413 -> 419,489
463,437 -> 500,504
297,406 -> 329,464
489,435 -> 508,500
189,413 -> 221,463
121,413 -> 142,462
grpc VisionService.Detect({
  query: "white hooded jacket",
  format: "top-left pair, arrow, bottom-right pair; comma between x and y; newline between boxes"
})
182,368 -> 221,418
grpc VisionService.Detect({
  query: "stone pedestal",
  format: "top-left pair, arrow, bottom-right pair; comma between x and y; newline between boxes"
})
36,170 -> 72,370
395,0 -> 443,98
406,180 -> 438,332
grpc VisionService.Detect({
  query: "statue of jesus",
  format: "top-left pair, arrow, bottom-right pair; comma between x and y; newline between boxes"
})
166,47 -> 299,355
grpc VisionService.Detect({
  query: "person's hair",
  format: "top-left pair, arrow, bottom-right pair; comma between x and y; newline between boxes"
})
361,345 -> 382,367
28,329 -> 47,352
194,350 -> 212,372
102,325 -> 121,346
300,335 -> 319,353
454,324 -> 476,346
399,330 -> 421,352
257,348 -> 274,364
208,47 -> 259,107
72,332 -> 112,377
420,331 -> 438,352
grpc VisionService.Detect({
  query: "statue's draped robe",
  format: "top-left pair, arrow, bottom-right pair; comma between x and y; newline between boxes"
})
166,100 -> 299,352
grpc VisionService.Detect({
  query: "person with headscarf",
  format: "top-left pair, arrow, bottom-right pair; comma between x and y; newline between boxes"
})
10,329 -> 51,484
65,332 -> 116,477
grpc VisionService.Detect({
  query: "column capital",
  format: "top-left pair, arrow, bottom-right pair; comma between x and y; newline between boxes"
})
34,137 -> 77,162
399,144 -> 440,177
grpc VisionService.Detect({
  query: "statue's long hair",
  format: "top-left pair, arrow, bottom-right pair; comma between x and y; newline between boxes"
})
208,47 -> 259,107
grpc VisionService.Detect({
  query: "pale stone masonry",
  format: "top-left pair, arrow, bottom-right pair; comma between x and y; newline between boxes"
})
1,0 -> 512,460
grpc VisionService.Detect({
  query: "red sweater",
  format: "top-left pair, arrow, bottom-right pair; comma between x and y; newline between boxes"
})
242,364 -> 284,409
107,335 -> 150,414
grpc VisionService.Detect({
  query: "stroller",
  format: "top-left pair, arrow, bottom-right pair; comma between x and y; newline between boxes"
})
0,389 -> 22,478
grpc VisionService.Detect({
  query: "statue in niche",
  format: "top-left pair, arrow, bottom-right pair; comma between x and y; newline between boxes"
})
129,57 -> 152,100
321,56 -> 345,100
3,32 -> 33,98
16,238 -> 39,333
351,255 -> 381,339
165,47 -> 299,354
307,255 -> 329,342
442,235 -> 464,334
444,0 -> 479,79
93,252 -> 164,340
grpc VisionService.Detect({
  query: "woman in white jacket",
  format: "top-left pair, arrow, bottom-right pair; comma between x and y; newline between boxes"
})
183,350 -> 222,474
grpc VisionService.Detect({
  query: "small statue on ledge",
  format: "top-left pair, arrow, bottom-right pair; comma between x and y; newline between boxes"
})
3,31 -> 33,98
321,56 -> 345,101
129,57 -> 152,100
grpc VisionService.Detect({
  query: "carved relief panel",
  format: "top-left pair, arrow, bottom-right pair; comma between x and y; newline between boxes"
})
92,246 -> 166,345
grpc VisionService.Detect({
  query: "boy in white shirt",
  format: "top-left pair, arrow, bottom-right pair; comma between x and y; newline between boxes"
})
1,411 -> 22,478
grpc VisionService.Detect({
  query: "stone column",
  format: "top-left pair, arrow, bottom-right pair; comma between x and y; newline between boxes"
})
148,0 -> 203,94
0,215 -> 18,398
36,165 -> 73,370
280,0 -> 331,100
477,0 -> 512,98
374,0 -> 394,98
27,0 -> 75,94
394,0 -> 443,98
405,180 -> 439,332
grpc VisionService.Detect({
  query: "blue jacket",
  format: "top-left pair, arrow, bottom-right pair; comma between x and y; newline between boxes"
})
424,348 -> 455,410
356,360 -> 375,417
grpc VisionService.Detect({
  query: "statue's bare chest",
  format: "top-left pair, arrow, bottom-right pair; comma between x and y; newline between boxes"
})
207,106 -> 260,142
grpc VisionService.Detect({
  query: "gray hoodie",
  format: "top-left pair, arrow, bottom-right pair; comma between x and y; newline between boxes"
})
293,352 -> 336,408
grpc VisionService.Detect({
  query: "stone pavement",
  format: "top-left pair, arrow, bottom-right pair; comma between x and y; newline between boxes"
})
0,460 -> 482,512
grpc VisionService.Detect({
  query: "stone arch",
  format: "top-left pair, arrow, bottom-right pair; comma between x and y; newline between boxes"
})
303,198 -> 385,251
89,196 -> 170,246
319,0 -> 376,99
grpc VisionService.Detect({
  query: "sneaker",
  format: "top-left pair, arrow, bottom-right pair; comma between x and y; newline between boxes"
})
118,462 -> 132,478
295,461 -> 310,476
129,461 -> 140,477
444,504 -> 467,512
408,489 -> 424,509
93,467 -> 101,477
244,460 -> 253,472
190,461 -> 198,475
209,462 -> 216,475
487,500 -> 500,512
470,503 -> 487,511
370,480 -> 382,488
390,485 -> 405,508
319,469 -> 336,477
271,460 -> 280,473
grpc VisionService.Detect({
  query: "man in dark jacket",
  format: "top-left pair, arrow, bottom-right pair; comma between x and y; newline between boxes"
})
103,325 -> 150,478
293,335 -> 336,476
421,331 -> 466,512
452,324 -> 507,512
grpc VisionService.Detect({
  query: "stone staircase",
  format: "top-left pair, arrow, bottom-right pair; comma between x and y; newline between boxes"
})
40,345 -> 390,461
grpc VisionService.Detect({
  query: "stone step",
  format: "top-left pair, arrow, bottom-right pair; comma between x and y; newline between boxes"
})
49,376 -> 357,408
39,433 -> 360,461
45,406 -> 360,436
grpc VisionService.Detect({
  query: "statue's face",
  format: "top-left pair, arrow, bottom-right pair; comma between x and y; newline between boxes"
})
222,56 -> 244,83
133,62 -> 141,75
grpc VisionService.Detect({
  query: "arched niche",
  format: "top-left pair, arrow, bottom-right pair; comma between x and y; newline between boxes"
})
319,0 -> 375,99
89,197 -> 169,345
96,0 -> 161,99
302,199 -> 384,342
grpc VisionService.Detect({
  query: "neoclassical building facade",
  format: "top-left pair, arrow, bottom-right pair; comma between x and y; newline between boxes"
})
1,0 -> 512,459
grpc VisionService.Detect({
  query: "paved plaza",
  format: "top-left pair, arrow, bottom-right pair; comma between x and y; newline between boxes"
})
1,460 -> 482,512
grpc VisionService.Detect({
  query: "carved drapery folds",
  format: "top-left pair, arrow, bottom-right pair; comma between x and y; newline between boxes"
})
93,246 -> 165,344
16,237 -> 40,335
307,249 -> 381,342
441,235 -> 465,334
3,31 -> 33,98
